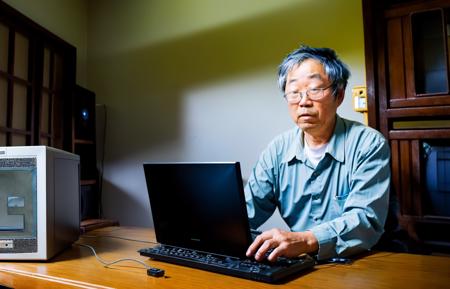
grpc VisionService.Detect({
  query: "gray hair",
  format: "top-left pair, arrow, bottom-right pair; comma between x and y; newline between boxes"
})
278,45 -> 350,97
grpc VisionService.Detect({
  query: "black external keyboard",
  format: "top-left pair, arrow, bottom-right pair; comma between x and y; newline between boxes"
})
139,245 -> 315,283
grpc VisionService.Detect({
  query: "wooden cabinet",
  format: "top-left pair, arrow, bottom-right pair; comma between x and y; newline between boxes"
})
363,0 -> 450,253
0,2 -> 75,150
0,2 -> 103,227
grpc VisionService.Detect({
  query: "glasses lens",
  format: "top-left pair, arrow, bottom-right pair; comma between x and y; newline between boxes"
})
285,93 -> 298,103
307,88 -> 322,100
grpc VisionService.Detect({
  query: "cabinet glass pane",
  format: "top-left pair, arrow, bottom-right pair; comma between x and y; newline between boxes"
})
43,48 -> 50,88
40,90 -> 50,134
53,53 -> 63,91
0,23 -> 8,72
11,134 -> 26,146
12,83 -> 27,130
0,77 -> 7,127
13,32 -> 29,80
40,136 -> 48,146
0,132 -> 5,146
411,9 -> 448,95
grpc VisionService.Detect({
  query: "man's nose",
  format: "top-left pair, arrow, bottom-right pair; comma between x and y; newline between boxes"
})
298,93 -> 312,106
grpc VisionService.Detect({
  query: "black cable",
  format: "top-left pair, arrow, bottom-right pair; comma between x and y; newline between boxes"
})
75,243 -> 165,277
96,104 -> 107,218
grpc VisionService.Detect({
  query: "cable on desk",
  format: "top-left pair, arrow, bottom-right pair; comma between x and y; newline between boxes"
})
76,244 -> 165,277
76,244 -> 150,269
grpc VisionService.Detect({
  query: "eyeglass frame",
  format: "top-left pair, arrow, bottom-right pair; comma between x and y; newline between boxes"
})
283,83 -> 335,103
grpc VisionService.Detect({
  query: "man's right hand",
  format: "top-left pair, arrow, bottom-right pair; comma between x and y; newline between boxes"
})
246,228 -> 318,262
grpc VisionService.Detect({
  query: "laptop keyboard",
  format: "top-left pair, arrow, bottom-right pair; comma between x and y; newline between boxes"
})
139,245 -> 315,283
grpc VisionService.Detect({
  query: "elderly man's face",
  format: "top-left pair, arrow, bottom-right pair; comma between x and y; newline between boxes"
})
284,59 -> 344,138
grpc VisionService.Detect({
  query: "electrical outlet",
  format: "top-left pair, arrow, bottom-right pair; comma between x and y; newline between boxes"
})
352,86 -> 367,112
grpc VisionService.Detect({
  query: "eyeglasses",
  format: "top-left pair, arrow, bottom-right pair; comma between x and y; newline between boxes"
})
283,84 -> 334,104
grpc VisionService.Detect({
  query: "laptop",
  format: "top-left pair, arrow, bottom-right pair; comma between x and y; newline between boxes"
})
139,162 -> 315,283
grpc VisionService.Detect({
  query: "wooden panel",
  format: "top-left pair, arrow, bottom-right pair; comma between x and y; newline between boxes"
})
386,105 -> 450,117
0,23 -> 8,71
390,95 -> 450,107
390,140 -> 402,206
400,140 -> 412,214
390,129 -> 450,139
362,0 -> 379,129
0,76 -> 7,127
377,33 -> 389,137
411,140 -> 422,216
0,132 -> 5,145
40,89 -> 50,134
387,17 -> 406,101
42,47 -> 50,88
384,0 -> 450,18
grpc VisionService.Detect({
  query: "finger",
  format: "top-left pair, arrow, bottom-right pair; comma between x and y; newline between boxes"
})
254,239 -> 275,261
267,246 -> 283,262
246,235 -> 265,257
246,230 -> 273,257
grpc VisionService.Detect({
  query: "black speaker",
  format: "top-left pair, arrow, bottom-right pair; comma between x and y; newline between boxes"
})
73,85 -> 97,180
74,85 -> 96,141
74,143 -> 97,180
80,184 -> 99,220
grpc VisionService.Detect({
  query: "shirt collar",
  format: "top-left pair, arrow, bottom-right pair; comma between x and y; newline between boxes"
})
282,115 -> 346,164
326,115 -> 345,163
283,127 -> 305,164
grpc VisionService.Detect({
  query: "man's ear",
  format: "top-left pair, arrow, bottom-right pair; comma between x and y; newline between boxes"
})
336,89 -> 345,107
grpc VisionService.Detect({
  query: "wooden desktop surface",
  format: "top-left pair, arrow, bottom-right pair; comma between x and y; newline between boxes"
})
0,226 -> 449,289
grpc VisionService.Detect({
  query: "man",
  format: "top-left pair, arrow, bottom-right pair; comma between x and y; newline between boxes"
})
245,45 -> 390,262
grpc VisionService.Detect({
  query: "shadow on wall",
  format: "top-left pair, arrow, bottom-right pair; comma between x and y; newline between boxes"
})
90,0 -> 362,161
101,178 -> 152,227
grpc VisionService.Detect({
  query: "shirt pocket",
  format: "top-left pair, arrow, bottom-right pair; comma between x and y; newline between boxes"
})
333,174 -> 351,210
334,192 -> 350,211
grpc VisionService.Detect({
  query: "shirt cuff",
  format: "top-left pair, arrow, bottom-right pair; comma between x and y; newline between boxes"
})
309,225 -> 336,260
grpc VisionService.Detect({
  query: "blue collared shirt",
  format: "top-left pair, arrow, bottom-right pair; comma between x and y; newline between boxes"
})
245,115 -> 390,260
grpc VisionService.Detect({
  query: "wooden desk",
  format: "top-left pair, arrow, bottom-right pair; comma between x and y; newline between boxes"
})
0,226 -> 449,289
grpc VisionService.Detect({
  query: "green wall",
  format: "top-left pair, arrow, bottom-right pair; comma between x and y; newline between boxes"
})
87,0 -> 366,226
3,0 -> 367,227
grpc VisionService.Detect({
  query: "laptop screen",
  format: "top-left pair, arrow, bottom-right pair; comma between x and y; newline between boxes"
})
143,162 -> 253,257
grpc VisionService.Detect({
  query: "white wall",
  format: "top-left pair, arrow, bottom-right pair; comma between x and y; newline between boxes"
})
87,0 -> 366,227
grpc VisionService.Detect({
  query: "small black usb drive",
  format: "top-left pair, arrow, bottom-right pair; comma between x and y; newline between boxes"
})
147,268 -> 165,277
